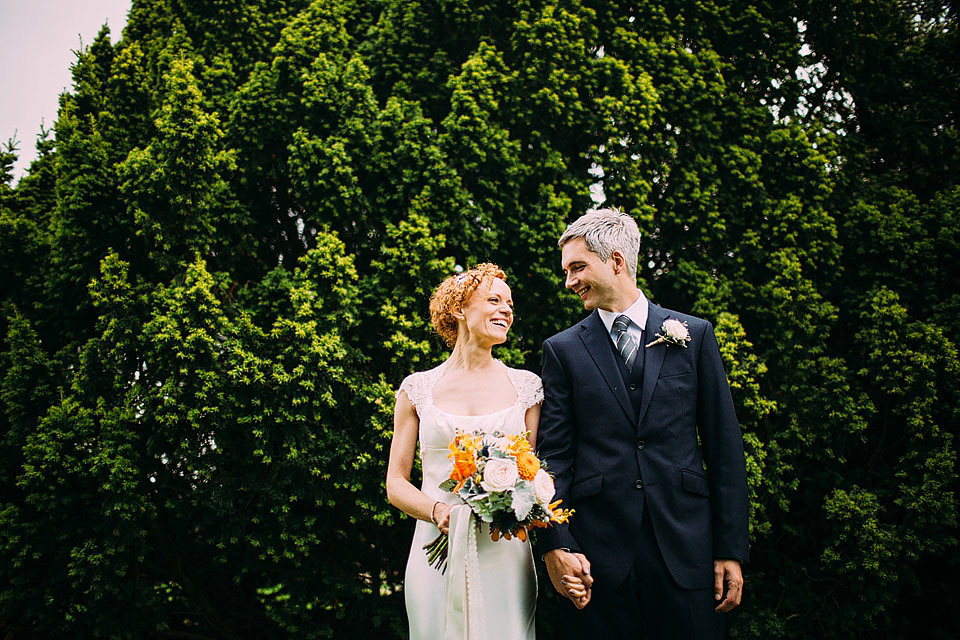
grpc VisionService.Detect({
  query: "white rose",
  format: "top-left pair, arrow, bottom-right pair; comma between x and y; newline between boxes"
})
481,458 -> 519,492
532,469 -> 555,504
662,318 -> 689,341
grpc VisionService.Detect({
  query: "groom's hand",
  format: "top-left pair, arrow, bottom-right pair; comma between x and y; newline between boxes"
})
545,548 -> 593,609
713,559 -> 744,613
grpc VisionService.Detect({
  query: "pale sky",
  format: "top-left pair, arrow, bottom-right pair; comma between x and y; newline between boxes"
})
1,0 -> 132,183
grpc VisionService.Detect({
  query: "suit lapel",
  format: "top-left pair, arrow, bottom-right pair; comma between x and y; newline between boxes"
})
636,302 -> 668,428
578,311 -> 634,423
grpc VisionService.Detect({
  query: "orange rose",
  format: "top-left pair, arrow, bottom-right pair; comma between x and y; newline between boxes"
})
516,451 -> 541,480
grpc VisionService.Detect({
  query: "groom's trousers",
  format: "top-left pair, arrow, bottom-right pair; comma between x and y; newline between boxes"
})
564,504 -> 725,640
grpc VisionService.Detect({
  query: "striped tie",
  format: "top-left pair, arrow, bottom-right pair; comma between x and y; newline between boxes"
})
613,314 -> 638,371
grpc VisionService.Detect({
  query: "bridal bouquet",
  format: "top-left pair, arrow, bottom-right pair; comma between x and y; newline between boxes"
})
424,430 -> 573,572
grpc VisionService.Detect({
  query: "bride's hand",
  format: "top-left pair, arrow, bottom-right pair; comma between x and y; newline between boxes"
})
433,502 -> 452,535
560,574 -> 588,599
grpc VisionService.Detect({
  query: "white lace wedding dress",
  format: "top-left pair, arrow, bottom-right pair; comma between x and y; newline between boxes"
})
398,360 -> 542,640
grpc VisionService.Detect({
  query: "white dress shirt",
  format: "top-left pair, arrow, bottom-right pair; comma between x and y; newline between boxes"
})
597,290 -> 648,349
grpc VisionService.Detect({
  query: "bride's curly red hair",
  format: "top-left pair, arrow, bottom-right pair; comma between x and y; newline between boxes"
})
430,263 -> 507,347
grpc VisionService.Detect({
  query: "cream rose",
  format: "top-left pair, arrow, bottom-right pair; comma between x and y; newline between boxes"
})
662,318 -> 690,342
481,458 -> 519,492
532,469 -> 555,504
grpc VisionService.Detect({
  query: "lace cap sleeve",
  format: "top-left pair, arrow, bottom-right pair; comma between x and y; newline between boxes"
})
397,364 -> 445,414
511,368 -> 544,409
397,372 -> 426,412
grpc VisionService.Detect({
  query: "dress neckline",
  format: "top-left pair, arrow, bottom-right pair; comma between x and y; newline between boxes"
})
429,359 -> 520,418
430,402 -> 518,419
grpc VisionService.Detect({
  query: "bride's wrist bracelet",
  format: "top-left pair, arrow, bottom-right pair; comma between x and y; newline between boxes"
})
430,501 -> 440,524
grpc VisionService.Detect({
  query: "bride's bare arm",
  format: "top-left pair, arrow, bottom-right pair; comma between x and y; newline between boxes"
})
524,403 -> 541,448
386,390 -> 451,533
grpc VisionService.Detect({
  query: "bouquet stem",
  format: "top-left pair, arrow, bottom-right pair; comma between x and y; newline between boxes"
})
423,533 -> 448,574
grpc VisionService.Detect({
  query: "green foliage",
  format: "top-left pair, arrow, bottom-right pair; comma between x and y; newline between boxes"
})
1,0 -> 957,638
119,55 -> 246,273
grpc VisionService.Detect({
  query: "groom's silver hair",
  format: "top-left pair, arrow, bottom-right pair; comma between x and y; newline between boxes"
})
558,208 -> 640,278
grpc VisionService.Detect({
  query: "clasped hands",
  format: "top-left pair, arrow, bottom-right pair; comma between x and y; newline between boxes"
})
546,550 -> 744,614
544,548 -> 593,609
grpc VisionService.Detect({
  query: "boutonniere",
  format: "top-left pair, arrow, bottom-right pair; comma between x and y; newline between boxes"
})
645,318 -> 691,348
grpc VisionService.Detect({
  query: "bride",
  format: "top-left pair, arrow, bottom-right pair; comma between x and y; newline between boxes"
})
387,263 -> 586,639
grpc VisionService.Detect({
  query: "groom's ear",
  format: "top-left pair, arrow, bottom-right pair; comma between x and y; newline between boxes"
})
611,250 -> 627,274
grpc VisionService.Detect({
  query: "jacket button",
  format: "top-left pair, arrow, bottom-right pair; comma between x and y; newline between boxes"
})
628,383 -> 637,391
635,480 -> 644,489
636,440 -> 645,450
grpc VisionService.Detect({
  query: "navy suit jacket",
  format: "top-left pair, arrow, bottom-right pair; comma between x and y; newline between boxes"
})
536,301 -> 750,590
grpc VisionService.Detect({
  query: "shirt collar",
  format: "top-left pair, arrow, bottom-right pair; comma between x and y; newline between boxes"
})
598,289 -> 648,333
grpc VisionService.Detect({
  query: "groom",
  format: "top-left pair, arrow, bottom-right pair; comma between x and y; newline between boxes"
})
537,209 -> 750,638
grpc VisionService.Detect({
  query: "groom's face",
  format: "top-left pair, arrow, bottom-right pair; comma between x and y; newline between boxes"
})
561,237 -> 619,311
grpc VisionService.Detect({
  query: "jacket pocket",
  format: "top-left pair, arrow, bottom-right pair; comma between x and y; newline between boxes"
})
658,367 -> 693,379
569,472 -> 603,501
680,468 -> 709,497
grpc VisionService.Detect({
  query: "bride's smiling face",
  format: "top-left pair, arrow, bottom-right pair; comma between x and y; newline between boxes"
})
456,277 -> 514,346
